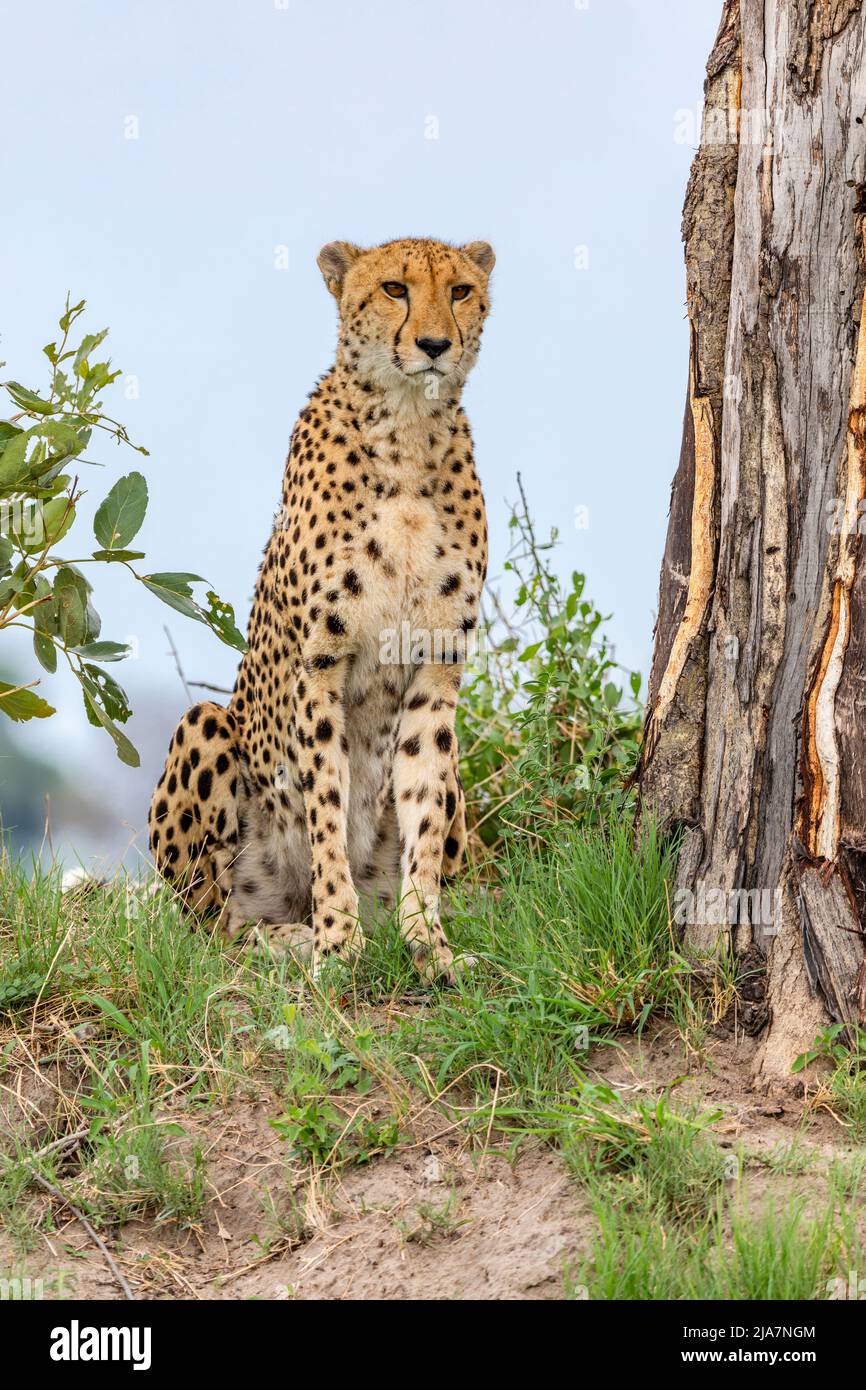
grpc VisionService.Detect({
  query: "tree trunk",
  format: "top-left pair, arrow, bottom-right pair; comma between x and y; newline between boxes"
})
639,0 -> 866,1083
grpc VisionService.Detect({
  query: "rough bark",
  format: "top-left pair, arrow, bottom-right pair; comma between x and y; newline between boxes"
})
640,0 -> 866,1081
643,0 -> 740,823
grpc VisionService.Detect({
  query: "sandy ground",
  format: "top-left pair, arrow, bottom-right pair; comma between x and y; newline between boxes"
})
1,1021 -> 857,1301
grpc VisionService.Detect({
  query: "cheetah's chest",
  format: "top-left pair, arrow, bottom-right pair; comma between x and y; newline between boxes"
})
378,496 -> 441,601
343,494 -> 446,705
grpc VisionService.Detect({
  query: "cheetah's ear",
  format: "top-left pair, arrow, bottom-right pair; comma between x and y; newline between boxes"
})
461,241 -> 496,275
317,242 -> 362,298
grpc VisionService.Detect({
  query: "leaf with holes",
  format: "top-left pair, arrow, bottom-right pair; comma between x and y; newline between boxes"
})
142,572 -> 246,652
81,664 -> 132,724
204,590 -> 246,652
79,667 -> 138,765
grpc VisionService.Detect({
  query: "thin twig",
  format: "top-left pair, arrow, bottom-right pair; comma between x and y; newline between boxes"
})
189,680 -> 232,695
163,625 -> 193,703
28,1169 -> 137,1301
33,1127 -> 89,1160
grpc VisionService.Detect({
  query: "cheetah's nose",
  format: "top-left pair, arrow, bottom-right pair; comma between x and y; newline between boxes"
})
415,337 -> 451,360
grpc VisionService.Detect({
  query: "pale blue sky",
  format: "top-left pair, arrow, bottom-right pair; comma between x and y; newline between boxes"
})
0,0 -> 720,863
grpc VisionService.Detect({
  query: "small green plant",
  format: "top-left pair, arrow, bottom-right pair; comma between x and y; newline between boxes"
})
267,1010 -> 400,1169
398,1192 -> 468,1246
265,1003 -> 376,1098
270,1097 -> 345,1166
79,1125 -> 207,1229
253,1187 -> 309,1255
794,1024 -> 866,1137
793,1023 -> 856,1073
0,1159 -> 43,1258
749,1136 -> 819,1178
0,297 -> 245,762
270,1101 -> 400,1169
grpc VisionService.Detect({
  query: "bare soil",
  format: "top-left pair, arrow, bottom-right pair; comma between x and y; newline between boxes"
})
2,1022 -> 857,1301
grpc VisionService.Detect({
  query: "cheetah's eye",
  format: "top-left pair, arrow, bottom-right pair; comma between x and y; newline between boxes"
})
382,282 -> 407,299
451,285 -> 472,301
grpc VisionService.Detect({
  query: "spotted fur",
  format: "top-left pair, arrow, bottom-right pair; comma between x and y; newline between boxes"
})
148,236 -> 493,981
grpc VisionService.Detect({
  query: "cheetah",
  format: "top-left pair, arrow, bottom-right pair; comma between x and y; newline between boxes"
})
148,237 -> 494,982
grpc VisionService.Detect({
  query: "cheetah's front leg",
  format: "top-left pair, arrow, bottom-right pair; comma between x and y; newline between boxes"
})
295,656 -> 364,972
394,663 -> 466,983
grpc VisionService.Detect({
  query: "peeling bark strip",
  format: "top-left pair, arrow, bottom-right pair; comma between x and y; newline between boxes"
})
801,230 -> 866,860
645,396 -> 695,710
639,0 -> 866,1074
803,583 -> 845,856
646,346 -> 716,750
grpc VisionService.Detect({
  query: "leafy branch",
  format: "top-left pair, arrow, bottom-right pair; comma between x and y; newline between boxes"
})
0,297 -> 246,764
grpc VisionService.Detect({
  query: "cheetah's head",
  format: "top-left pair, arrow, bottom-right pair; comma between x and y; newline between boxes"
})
317,237 -> 495,394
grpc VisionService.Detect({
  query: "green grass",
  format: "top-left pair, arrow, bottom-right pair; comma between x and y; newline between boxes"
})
569,1197 -> 845,1301
1,823 -> 865,1299
384,821 -> 688,1123
557,1083 -> 727,1222
794,1024 -> 866,1139
564,1103 -> 865,1300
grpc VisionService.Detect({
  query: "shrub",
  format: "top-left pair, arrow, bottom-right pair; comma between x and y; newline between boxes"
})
458,476 -> 642,857
0,298 -> 245,764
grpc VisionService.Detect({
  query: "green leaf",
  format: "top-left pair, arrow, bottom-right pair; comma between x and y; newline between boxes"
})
5,381 -> 53,415
0,576 -> 24,606
141,571 -> 204,611
75,640 -> 131,663
603,682 -> 621,709
0,681 -> 56,721
33,471 -> 73,500
59,298 -> 86,334
82,595 -> 102,644
80,683 -> 139,766
54,567 -> 88,648
0,420 -> 84,487
20,495 -> 76,554
73,329 -> 109,373
93,471 -> 148,550
30,574 -> 56,632
81,664 -> 132,722
91,548 -> 145,563
80,992 -> 138,1038
0,430 -> 32,485
33,630 -> 58,673
0,421 -> 22,449
141,572 -> 246,651
158,1122 -> 187,1138
204,590 -> 246,651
